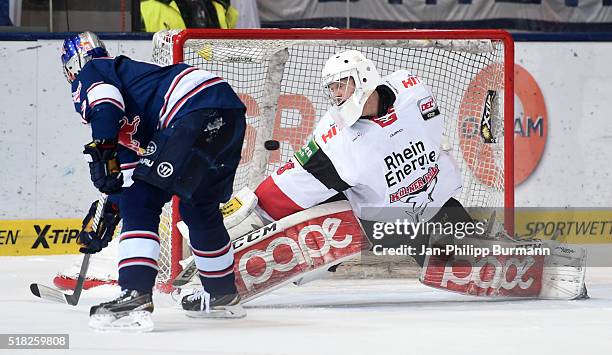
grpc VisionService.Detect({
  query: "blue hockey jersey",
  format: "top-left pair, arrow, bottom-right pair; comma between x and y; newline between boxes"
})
70,55 -> 245,155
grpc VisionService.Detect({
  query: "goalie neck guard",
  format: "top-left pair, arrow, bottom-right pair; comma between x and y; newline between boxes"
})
61,31 -> 109,83
321,50 -> 381,130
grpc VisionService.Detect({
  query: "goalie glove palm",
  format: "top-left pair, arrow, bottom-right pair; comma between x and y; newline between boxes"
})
83,140 -> 123,194
78,200 -> 121,254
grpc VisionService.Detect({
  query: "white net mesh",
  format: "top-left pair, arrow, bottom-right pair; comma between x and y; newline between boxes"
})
157,201 -> 175,283
153,31 -> 507,205
151,30 -> 511,281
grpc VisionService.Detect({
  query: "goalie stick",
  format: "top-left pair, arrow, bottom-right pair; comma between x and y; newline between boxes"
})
172,258 -> 197,288
30,194 -> 108,306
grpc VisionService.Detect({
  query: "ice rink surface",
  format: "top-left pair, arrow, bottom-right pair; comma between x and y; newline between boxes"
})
1,255 -> 611,355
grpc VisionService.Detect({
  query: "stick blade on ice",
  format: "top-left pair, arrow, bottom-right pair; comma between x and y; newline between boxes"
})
29,194 -> 105,306
30,283 -> 70,304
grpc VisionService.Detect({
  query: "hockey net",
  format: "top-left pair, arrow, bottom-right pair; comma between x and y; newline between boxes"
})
149,29 -> 514,283
68,29 -> 513,289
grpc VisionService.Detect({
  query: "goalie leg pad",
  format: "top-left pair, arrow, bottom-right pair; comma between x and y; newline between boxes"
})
539,240 -> 587,300
173,201 -> 369,297
232,201 -> 369,302
420,236 -> 587,300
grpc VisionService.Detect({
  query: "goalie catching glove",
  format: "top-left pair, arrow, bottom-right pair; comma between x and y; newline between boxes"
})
78,199 -> 121,254
83,139 -> 123,194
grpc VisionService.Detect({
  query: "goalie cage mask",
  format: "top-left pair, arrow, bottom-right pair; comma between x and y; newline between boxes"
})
321,50 -> 381,130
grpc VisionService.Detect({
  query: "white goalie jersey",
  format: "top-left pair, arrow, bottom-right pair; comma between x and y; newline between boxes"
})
256,70 -> 462,223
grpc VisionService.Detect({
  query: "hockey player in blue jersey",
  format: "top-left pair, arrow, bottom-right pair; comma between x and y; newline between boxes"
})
62,31 -> 247,330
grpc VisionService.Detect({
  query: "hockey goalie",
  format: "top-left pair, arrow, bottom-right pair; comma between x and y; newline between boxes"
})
57,49 -> 587,304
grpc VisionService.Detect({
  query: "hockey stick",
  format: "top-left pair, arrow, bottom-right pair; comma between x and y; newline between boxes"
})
30,194 -> 108,306
172,258 -> 197,288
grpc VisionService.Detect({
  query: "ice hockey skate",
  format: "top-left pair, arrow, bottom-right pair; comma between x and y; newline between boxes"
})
89,289 -> 154,332
181,289 -> 246,319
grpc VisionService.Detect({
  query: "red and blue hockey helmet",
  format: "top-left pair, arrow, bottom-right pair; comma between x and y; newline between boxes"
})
61,31 -> 109,83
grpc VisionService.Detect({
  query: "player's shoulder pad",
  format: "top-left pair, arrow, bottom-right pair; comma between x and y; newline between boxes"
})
312,110 -> 337,146
380,70 -> 429,97
81,56 -> 115,74
74,63 -> 109,93
382,70 -> 440,121
292,111 -> 352,192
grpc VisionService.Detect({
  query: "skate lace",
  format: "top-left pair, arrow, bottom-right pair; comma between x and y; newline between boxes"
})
187,288 -> 211,313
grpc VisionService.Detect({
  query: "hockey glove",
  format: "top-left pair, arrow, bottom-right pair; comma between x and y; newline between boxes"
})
78,200 -> 121,254
83,139 -> 123,194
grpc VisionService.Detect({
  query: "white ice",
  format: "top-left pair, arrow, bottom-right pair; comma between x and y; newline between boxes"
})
1,255 -> 611,355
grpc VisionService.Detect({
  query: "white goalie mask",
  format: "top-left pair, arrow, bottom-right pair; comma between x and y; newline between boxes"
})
321,50 -> 381,129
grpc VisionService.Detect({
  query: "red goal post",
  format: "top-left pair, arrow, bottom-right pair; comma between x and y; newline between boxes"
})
152,29 -> 515,286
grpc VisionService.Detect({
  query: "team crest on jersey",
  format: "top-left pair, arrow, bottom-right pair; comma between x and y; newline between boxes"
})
389,164 -> 439,204
118,116 -> 142,154
72,81 -> 82,103
371,106 -> 398,128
